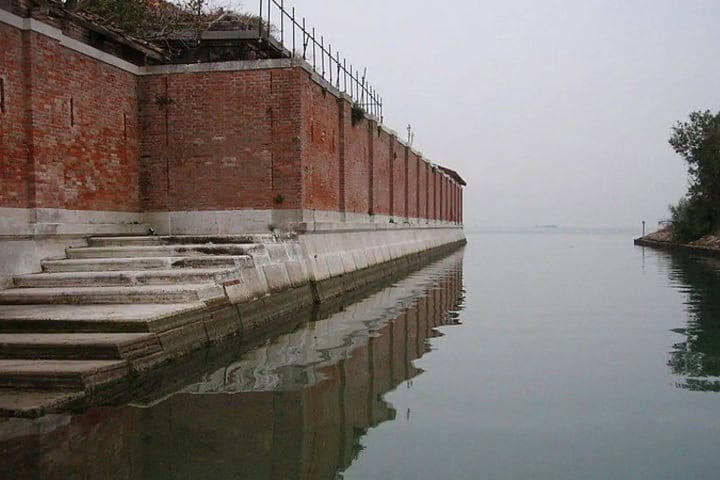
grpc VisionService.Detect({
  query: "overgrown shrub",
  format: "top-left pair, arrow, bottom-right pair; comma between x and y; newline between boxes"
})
85,0 -> 150,35
351,103 -> 365,126
669,196 -> 714,242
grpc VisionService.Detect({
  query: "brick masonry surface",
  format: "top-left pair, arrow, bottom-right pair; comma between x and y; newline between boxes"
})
1,26 -> 140,211
1,12 -> 464,222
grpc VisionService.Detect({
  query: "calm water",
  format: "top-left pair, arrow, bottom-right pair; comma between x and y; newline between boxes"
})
2,231 -> 720,479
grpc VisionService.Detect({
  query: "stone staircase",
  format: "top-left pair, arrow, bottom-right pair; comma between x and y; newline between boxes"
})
0,235 -> 274,414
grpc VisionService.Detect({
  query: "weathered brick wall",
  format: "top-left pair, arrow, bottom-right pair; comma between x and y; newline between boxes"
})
139,68 -> 303,212
391,139 -> 407,219
29,31 -> 140,211
0,25 -> 140,212
0,23 -> 29,208
1,8 -> 464,222
301,76 -> 341,213
371,127 -> 392,216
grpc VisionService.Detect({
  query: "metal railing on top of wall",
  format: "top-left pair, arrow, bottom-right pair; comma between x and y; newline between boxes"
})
258,0 -> 384,123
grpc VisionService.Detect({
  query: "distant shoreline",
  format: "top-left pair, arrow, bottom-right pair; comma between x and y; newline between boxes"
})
634,228 -> 720,257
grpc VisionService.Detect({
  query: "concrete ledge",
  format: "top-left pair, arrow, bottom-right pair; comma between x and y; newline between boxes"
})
0,208 -> 146,238
634,238 -> 720,258
141,209 -> 461,235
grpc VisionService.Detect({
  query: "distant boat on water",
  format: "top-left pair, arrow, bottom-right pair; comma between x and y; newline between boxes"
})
535,224 -> 559,229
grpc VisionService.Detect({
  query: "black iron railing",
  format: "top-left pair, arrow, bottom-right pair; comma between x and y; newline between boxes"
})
257,0 -> 383,122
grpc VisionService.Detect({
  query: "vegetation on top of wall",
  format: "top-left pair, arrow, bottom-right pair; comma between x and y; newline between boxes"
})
351,103 -> 365,126
50,0 -> 267,43
668,110 -> 720,242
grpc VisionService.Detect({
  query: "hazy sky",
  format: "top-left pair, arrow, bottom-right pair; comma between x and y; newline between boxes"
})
234,0 -> 720,228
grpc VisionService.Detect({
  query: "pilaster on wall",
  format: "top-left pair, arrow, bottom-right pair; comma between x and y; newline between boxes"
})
367,120 -> 375,216
337,98 -> 347,216
371,125 -> 392,217
391,137 -> 407,222
389,134 -> 396,219
415,154 -> 421,222
403,146 -> 410,220
418,159 -> 428,224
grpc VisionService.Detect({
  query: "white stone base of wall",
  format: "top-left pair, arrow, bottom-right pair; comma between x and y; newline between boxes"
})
141,209 -> 460,235
222,226 -> 466,304
0,207 -> 463,289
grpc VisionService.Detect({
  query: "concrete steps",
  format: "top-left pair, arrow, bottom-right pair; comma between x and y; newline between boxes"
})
0,333 -> 162,360
66,244 -> 263,259
0,234 -> 266,402
42,255 -> 253,273
15,268 -> 232,288
0,284 -> 225,305
0,304 -> 204,333
88,234 -> 277,247
0,360 -> 129,390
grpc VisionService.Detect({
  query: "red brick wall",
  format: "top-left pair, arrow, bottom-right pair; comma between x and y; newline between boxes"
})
392,140 -> 406,219
140,68 -> 303,212
371,127 -> 391,216
0,23 -> 29,208
1,13 -> 465,221
301,77 -> 341,212
343,111 -> 371,215
1,27 -> 140,212
31,32 -> 139,211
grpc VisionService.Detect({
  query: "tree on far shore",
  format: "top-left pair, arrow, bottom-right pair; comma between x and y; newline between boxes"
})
668,110 -> 720,242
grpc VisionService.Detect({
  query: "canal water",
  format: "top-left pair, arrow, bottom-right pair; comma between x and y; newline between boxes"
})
1,230 -> 720,479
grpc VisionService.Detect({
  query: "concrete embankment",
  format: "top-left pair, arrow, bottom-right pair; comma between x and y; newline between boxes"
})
0,227 -> 465,417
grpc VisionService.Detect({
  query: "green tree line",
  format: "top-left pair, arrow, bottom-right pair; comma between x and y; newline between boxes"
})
668,110 -> 720,242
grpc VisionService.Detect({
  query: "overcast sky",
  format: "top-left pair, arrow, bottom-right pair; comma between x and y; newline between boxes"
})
234,0 -> 720,229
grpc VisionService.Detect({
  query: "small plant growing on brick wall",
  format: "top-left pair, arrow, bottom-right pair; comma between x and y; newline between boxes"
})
351,103 -> 365,126
273,194 -> 284,204
154,94 -> 174,107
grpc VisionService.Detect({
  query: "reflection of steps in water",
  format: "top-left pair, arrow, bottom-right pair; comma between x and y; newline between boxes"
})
169,251 -> 465,397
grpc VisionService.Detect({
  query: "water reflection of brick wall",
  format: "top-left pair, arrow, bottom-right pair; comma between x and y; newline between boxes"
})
0,256 -> 464,479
